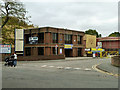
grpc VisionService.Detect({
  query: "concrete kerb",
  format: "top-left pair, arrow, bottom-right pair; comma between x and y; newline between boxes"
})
1,57 -> 101,64
65,57 -> 99,61
92,63 -> 119,77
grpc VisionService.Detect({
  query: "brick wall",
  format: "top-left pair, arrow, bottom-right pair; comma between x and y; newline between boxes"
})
17,55 -> 65,61
45,32 -> 51,44
72,48 -> 78,57
102,41 -> 120,49
111,56 -> 120,67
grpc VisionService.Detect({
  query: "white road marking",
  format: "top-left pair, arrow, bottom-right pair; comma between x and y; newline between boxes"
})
41,65 -> 47,68
49,66 -> 55,67
56,66 -> 63,69
64,67 -> 72,70
74,68 -> 81,70
84,68 -> 91,71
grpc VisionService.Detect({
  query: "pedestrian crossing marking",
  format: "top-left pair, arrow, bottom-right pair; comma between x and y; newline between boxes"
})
74,68 -> 81,70
84,68 -> 92,71
49,66 -> 55,67
41,65 -> 47,67
64,67 -> 72,70
56,66 -> 63,69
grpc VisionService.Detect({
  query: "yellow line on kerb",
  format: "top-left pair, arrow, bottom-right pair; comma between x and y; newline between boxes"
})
92,64 -> 119,77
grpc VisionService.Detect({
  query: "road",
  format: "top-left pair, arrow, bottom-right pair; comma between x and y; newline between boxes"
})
2,58 -> 118,88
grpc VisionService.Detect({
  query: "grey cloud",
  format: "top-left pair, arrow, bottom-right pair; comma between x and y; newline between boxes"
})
23,2 -> 118,37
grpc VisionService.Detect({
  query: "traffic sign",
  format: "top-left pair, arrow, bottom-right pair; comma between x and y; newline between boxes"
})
55,44 -> 58,48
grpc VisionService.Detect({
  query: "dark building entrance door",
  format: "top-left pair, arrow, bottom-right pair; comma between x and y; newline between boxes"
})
65,49 -> 73,57
78,48 -> 82,57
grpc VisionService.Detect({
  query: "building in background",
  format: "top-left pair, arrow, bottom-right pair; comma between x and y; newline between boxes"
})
83,34 -> 96,56
96,37 -> 120,51
96,37 -> 120,57
15,27 -> 85,61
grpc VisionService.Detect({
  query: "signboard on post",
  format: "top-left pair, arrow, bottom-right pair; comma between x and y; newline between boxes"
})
55,44 -> 58,48
0,44 -> 11,54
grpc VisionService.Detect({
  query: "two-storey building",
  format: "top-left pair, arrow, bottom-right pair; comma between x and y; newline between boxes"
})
16,27 -> 85,60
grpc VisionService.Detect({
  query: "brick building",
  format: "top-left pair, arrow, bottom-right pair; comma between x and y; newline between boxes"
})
16,27 -> 85,60
96,37 -> 120,51
83,34 -> 96,49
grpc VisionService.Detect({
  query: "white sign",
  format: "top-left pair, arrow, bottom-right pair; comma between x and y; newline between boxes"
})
97,42 -> 102,48
0,44 -> 11,53
29,37 -> 38,44
55,44 -> 58,48
15,40 -> 23,51
29,37 -> 38,41
60,48 -> 62,54
15,29 -> 24,52
93,53 -> 95,57
85,48 -> 90,51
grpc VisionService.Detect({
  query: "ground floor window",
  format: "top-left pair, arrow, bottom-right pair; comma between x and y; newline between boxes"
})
38,47 -> 44,55
52,47 -> 58,55
25,47 -> 31,56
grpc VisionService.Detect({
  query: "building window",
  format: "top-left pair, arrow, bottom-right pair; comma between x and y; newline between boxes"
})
38,47 -> 44,55
78,36 -> 82,44
25,47 -> 31,56
52,47 -> 58,55
78,48 -> 82,56
64,34 -> 72,44
38,33 -> 44,43
53,47 -> 56,54
52,33 -> 58,43
25,34 -> 31,44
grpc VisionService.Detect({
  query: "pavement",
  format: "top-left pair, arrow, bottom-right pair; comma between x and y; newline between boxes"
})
96,60 -> 120,76
65,57 -> 93,60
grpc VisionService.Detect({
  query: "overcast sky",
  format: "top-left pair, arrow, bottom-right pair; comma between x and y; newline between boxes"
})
22,1 -> 118,37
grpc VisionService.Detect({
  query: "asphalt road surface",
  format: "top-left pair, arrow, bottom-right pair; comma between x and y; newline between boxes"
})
2,58 -> 118,88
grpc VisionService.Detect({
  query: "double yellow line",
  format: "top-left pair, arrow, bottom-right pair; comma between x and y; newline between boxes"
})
92,64 -> 119,77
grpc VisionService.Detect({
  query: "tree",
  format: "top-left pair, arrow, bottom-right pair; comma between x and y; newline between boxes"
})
1,0 -> 33,45
85,29 -> 102,38
1,0 -> 28,28
108,32 -> 120,37
2,16 -> 34,45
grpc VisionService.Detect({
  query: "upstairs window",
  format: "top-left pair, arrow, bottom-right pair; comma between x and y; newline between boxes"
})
78,36 -> 82,44
25,34 -> 31,44
38,33 -> 44,43
52,33 -> 58,43
64,34 -> 72,44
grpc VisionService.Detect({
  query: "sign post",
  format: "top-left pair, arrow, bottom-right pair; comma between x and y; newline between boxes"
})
55,44 -> 58,55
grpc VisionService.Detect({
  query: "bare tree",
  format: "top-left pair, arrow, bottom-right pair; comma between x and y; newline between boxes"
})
1,0 -> 28,28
